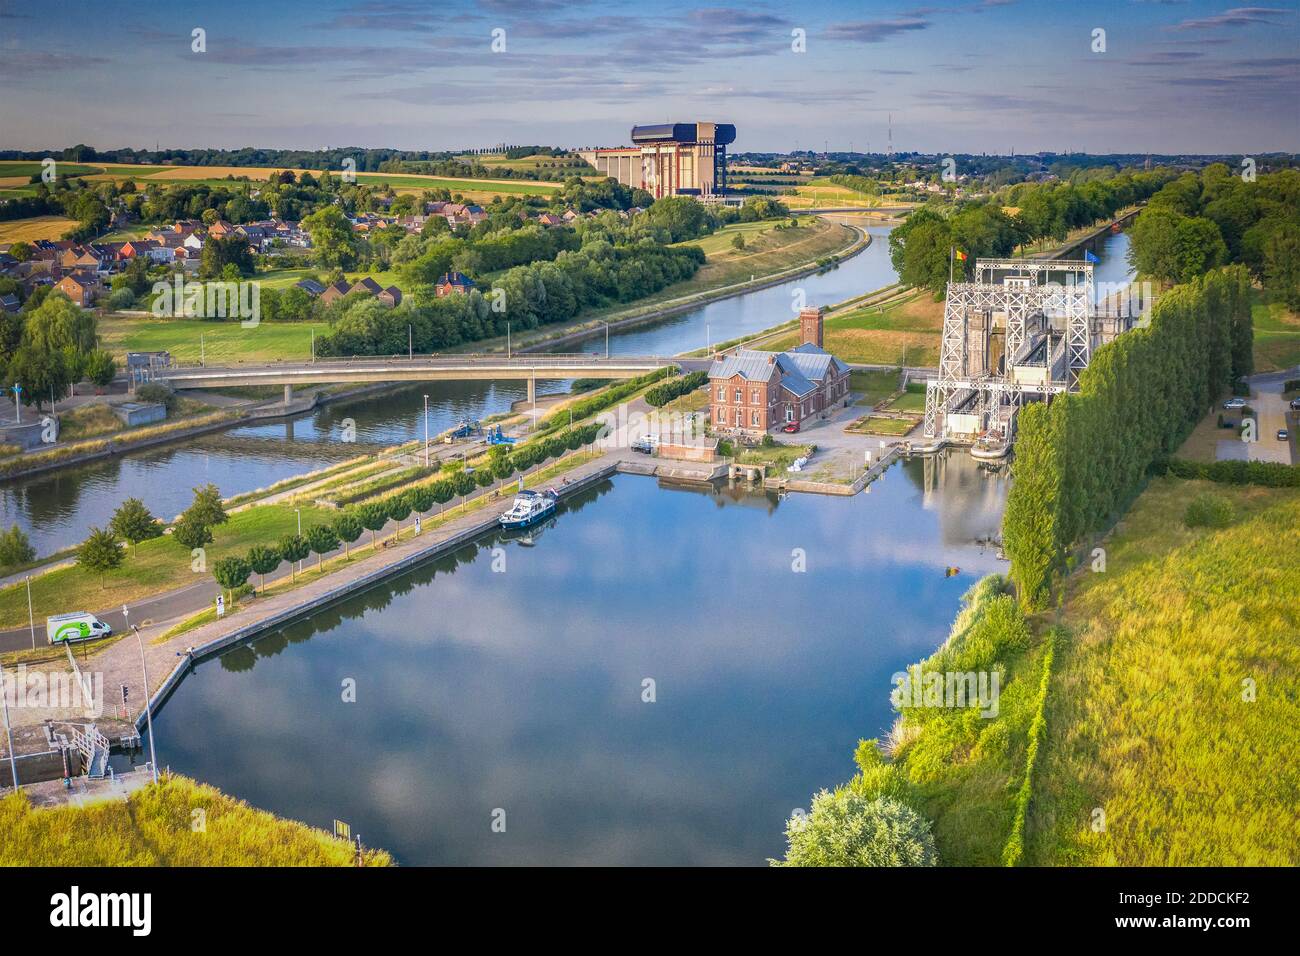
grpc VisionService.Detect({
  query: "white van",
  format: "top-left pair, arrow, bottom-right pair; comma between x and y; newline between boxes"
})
46,612 -> 112,645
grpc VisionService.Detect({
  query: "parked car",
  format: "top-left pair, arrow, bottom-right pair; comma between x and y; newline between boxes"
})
781,420 -> 801,434
1278,429 -> 1290,442
1290,398 -> 1300,411
1223,398 -> 1247,410
630,435 -> 659,454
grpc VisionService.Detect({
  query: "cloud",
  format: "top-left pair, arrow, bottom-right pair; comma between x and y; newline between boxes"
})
823,17 -> 931,43
1169,6 -> 1292,30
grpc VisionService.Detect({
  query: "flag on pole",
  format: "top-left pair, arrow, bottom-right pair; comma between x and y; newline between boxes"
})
1084,249 -> 1099,264
954,249 -> 967,262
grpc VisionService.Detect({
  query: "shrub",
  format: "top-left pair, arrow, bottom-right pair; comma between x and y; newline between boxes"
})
134,383 -> 176,411
107,287 -> 136,311
771,791 -> 938,867
1184,492 -> 1235,529
644,370 -> 707,408
0,524 -> 36,568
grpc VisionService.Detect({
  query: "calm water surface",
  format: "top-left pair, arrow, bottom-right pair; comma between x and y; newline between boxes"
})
148,453 -> 1008,865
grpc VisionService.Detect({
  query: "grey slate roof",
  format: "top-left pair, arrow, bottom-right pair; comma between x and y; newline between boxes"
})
708,349 -> 780,383
786,342 -> 849,381
708,346 -> 831,398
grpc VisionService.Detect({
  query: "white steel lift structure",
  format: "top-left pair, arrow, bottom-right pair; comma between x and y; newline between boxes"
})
922,258 -> 1095,444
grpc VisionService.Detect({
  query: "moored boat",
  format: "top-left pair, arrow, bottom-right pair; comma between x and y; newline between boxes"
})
498,488 -> 559,530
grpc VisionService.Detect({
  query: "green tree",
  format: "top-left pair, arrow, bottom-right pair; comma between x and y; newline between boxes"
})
302,205 -> 360,269
771,791 -> 939,867
0,524 -> 36,568
5,343 -> 71,411
356,502 -> 389,549
331,511 -> 364,558
183,484 -> 228,529
172,516 -> 213,552
77,526 -> 124,587
21,291 -> 97,355
305,523 -> 341,572
212,555 -> 252,608
453,469 -> 477,510
278,534 -> 310,582
430,480 -> 455,514
246,545 -> 281,594
83,350 -> 116,388
109,498 -> 163,552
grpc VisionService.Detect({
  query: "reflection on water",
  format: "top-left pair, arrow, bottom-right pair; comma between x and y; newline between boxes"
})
152,456 -> 1009,865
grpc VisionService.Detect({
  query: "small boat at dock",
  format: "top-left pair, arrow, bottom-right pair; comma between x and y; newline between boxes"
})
498,488 -> 559,530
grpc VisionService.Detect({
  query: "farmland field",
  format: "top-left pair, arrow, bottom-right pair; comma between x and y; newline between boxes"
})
0,215 -> 81,243
1252,295 -> 1300,372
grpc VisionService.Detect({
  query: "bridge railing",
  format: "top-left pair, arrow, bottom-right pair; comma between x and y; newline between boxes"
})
162,353 -> 677,372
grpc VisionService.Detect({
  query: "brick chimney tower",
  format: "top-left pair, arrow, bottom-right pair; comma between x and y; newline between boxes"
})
799,307 -> 824,348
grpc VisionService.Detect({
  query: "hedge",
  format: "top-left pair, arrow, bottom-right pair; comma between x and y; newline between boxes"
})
1163,457 -> 1300,487
1003,267 -> 1253,609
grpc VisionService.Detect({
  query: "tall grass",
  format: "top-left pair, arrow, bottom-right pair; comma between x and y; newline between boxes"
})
0,774 -> 391,866
1025,478 -> 1300,865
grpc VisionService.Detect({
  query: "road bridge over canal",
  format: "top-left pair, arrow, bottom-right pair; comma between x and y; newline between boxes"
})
138,354 -> 682,405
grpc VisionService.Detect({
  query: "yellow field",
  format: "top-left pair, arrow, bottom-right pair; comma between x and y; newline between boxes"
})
0,176 -> 28,189
0,215 -> 80,243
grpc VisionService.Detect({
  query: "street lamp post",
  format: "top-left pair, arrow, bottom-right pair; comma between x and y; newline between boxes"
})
423,394 -> 430,467
605,322 -> 609,359
25,576 -> 35,651
295,508 -> 303,575
11,383 -> 20,425
131,625 -> 159,785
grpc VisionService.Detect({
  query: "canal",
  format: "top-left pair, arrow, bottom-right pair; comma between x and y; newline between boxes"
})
146,452 -> 1009,866
2,224 -> 900,555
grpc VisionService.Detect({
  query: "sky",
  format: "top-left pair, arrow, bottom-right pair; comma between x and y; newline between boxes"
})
1,0 -> 1297,155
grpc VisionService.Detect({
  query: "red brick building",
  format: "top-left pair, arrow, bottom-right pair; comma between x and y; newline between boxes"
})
708,308 -> 850,433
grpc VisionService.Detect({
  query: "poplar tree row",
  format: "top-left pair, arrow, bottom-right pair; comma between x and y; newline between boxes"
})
1003,266 -> 1253,609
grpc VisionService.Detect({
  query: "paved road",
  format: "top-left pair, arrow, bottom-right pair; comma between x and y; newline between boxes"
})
1247,370 -> 1297,465
0,507 -> 467,653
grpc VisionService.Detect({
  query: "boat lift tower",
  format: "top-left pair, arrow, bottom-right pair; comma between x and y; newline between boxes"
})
922,258 -> 1094,443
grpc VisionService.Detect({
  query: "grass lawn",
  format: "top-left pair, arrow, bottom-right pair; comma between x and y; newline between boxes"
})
1025,478 -> 1300,865
881,381 -> 927,413
585,220 -> 858,320
97,316 -> 327,364
850,368 -> 901,407
0,215 -> 80,243
762,290 -> 942,366
845,414 -> 918,436
1251,295 -> 1300,372
670,219 -> 782,256
733,441 -> 814,468
0,775 -> 390,865
0,503 -> 335,629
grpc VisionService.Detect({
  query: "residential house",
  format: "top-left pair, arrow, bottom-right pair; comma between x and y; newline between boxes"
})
0,293 -> 20,314
318,279 -> 354,306
378,286 -> 402,308
435,271 -> 474,297
349,276 -> 383,297
707,308 -> 850,433
295,279 -> 326,297
55,273 -> 102,307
